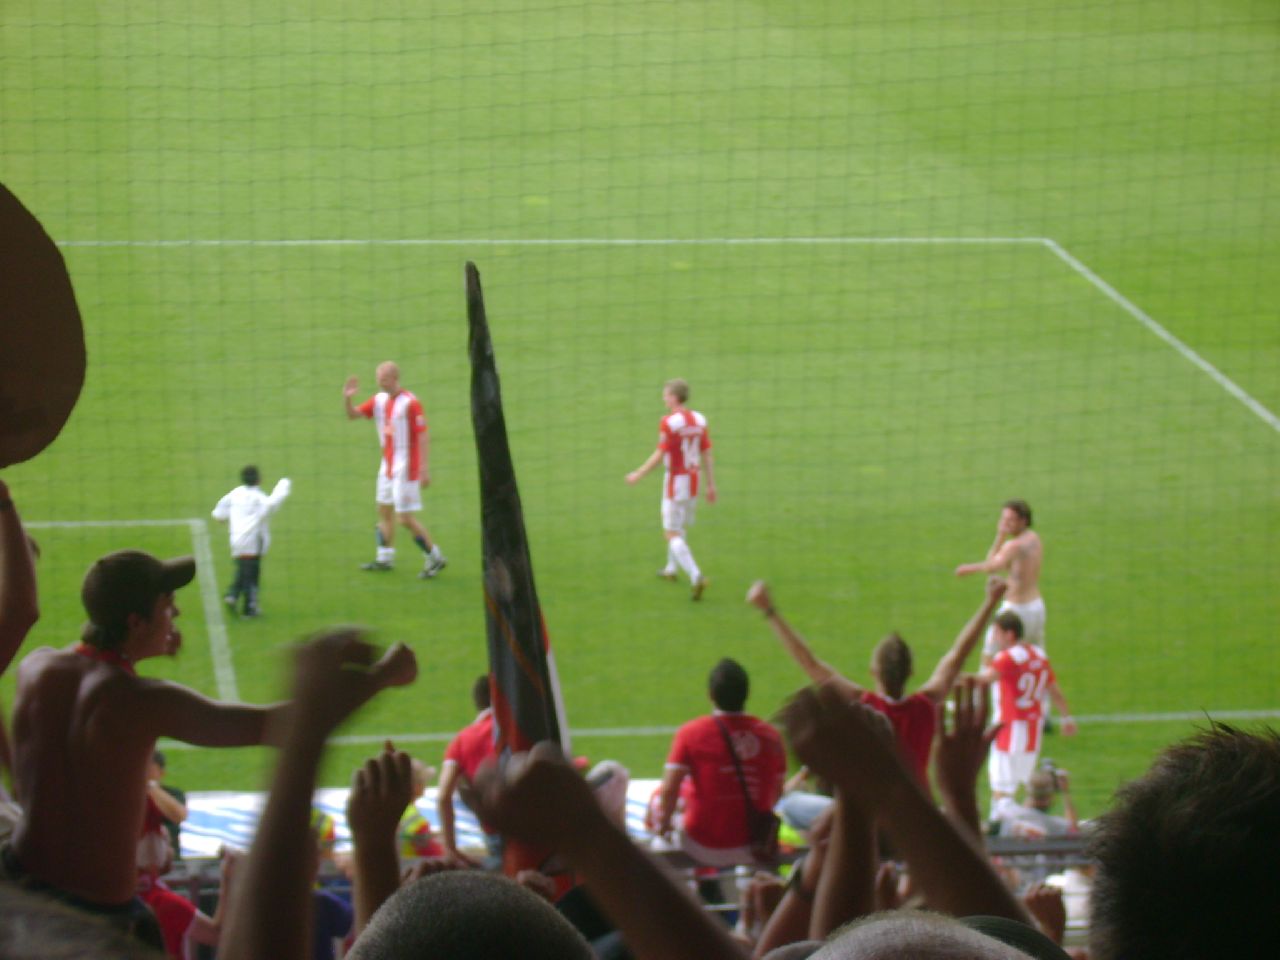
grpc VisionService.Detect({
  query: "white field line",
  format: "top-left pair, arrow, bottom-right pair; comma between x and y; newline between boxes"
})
187,519 -> 239,701
25,517 -> 239,702
56,236 -> 1048,248
154,708 -> 1280,751
27,519 -> 198,528
1041,238 -> 1280,435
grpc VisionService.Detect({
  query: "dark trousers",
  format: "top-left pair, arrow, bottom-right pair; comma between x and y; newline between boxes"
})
226,555 -> 262,614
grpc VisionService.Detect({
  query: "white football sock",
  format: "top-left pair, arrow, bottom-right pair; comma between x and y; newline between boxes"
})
662,543 -> 678,575
669,536 -> 701,582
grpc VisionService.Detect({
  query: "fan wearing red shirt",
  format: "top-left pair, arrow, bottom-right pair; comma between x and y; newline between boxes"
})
655,659 -> 785,868
136,787 -> 232,959
748,576 -> 1009,796
625,378 -> 718,601
343,361 -> 447,579
975,611 -> 1076,813
436,675 -> 498,866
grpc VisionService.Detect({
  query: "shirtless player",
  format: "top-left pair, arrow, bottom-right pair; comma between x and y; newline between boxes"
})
4,549 -> 294,935
954,499 -> 1045,658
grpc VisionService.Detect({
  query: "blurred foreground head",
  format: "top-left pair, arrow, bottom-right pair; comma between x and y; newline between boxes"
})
348,871 -> 593,960
806,910 -> 1055,959
0,885 -> 160,960
1089,722 -> 1280,960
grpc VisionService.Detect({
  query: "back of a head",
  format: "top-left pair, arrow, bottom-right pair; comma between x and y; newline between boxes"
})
708,657 -> 749,712
813,911 -> 1038,960
992,611 -> 1024,640
1025,770 -> 1056,809
241,464 -> 260,486
471,674 -> 491,711
870,633 -> 912,698
0,885 -> 162,960
349,871 -> 594,960
1089,723 -> 1280,960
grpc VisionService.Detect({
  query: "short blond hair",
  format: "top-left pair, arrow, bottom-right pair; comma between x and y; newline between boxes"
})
664,378 -> 689,403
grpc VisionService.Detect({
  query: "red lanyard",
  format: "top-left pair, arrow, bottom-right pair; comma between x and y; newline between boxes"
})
74,643 -> 137,675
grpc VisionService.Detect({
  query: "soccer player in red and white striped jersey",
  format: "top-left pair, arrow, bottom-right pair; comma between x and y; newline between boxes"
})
976,610 -> 1076,816
626,378 -> 717,600
343,361 -> 446,578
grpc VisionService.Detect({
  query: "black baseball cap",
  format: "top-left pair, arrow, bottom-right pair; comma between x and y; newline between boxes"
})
81,550 -> 196,630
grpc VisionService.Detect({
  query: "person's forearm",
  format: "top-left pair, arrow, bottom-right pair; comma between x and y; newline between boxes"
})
782,766 -> 810,794
923,594 -> 1001,699
267,479 -> 291,509
810,790 -> 876,939
765,613 -> 834,686
352,834 -> 401,935
0,484 -> 39,674
753,888 -> 812,957
656,777 -> 680,835
148,782 -> 188,823
561,819 -> 746,960
939,780 -> 984,842
212,868 -> 229,930
439,796 -> 457,852
220,732 -> 326,960
1062,794 -> 1080,833
984,530 -> 1007,563
259,703 -> 296,748
631,449 -> 662,479
872,774 -> 1027,922
1048,686 -> 1071,719
0,713 -> 14,791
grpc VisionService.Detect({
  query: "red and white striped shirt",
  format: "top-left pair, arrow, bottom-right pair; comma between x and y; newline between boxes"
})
992,642 -> 1055,753
658,408 -> 711,499
357,390 -> 427,480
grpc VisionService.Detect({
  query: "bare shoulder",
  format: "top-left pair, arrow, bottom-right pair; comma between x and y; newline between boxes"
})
18,643 -> 64,663
1015,529 -> 1040,551
16,645 -> 79,683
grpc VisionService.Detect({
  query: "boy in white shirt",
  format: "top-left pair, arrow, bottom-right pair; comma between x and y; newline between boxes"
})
211,465 -> 291,617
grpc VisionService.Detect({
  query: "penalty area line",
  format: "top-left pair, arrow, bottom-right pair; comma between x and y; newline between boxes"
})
1040,238 -> 1280,436
24,517 -> 239,702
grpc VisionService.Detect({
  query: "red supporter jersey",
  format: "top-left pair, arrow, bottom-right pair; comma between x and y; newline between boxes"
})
137,878 -> 196,960
443,708 -> 496,782
666,713 -> 785,850
140,795 -> 166,838
861,691 -> 938,791
356,390 -> 427,480
992,643 -> 1055,753
658,409 -> 711,499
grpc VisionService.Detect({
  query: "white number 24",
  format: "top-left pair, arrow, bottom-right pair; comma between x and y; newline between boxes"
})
1015,669 -> 1049,711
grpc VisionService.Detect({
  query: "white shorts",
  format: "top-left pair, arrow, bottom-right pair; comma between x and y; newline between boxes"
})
661,497 -> 696,533
989,747 -> 1039,796
375,466 -> 422,514
983,596 -> 1046,658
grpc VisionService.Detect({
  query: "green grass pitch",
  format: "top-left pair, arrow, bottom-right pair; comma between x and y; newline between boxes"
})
2,0 -> 1278,820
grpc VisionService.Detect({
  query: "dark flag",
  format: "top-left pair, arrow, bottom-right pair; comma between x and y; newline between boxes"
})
466,261 -> 570,761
